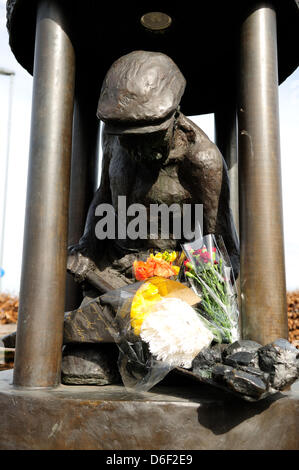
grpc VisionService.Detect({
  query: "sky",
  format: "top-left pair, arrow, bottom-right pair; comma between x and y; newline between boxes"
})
0,0 -> 299,294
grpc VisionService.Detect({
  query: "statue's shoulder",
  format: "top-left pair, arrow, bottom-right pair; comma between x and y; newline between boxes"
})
177,113 -> 216,148
177,113 -> 221,164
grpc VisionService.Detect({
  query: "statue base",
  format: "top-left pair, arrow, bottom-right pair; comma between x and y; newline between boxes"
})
0,369 -> 298,450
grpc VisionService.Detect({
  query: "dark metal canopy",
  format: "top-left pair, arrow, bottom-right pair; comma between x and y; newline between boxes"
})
6,0 -> 299,115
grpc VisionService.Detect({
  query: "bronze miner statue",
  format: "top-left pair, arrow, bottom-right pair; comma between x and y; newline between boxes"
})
62,51 -> 244,393
64,51 -> 293,400
67,50 -> 240,292
3,51 -> 298,401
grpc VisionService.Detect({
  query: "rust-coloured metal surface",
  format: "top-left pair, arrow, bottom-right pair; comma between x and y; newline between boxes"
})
0,370 -> 298,450
13,0 -> 75,388
238,5 -> 288,344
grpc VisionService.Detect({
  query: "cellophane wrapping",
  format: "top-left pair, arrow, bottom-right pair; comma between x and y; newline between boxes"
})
182,233 -> 240,344
108,277 -> 213,391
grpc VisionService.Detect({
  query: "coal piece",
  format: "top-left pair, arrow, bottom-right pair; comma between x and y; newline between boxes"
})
192,344 -> 222,373
224,351 -> 257,367
211,364 -> 234,384
222,339 -> 262,358
258,338 -> 299,390
224,369 -> 267,399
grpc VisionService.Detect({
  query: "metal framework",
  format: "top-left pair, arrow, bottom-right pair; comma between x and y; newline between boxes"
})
6,0 -> 298,387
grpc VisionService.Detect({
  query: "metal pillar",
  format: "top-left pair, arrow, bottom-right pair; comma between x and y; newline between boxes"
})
65,81 -> 100,312
238,3 -> 288,344
13,0 -> 75,388
215,107 -> 239,234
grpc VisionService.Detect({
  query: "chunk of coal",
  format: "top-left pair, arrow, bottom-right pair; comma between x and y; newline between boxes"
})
236,365 -> 270,386
224,351 -> 256,367
258,338 -> 299,390
274,338 -> 298,351
192,344 -> 222,371
224,369 -> 267,399
222,339 -> 262,358
61,343 -> 120,385
211,364 -> 234,384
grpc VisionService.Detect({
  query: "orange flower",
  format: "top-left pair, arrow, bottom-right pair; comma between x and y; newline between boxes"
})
133,257 -> 178,281
133,260 -> 154,280
153,258 -> 177,278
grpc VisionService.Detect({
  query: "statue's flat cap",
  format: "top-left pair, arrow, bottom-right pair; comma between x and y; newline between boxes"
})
97,50 -> 186,134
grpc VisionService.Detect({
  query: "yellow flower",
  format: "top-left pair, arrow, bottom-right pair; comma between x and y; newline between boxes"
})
150,250 -> 177,263
131,281 -> 162,335
130,276 -> 201,336
168,251 -> 177,262
172,266 -> 180,275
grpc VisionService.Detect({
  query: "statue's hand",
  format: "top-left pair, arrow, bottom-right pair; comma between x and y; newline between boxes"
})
68,239 -> 89,257
67,250 -> 96,284
68,229 -> 101,263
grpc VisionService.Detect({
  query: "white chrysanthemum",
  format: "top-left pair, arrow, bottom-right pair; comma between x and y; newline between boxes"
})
139,297 -> 214,369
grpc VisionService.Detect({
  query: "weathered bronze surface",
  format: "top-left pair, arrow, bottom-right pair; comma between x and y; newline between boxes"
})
140,12 -> 172,31
61,343 -> 120,385
13,0 -> 75,388
69,51 -> 240,290
97,51 -> 186,132
2,0 -> 299,450
6,1 -> 299,115
5,0 -> 294,395
63,296 -> 115,344
0,369 -> 298,449
238,5 -> 289,344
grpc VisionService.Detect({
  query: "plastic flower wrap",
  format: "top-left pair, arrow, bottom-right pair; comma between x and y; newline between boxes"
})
97,234 -> 239,392
182,233 -> 240,343
109,276 -> 215,391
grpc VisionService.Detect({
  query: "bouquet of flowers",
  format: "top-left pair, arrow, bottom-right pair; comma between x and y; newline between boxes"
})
133,250 -> 182,281
182,233 -> 240,343
104,236 -> 239,392
109,275 -> 214,391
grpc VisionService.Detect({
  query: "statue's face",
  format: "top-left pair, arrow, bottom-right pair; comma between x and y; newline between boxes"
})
118,126 -> 173,163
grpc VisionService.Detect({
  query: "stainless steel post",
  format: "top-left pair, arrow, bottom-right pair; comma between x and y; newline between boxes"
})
13,0 -> 75,387
238,3 -> 288,344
